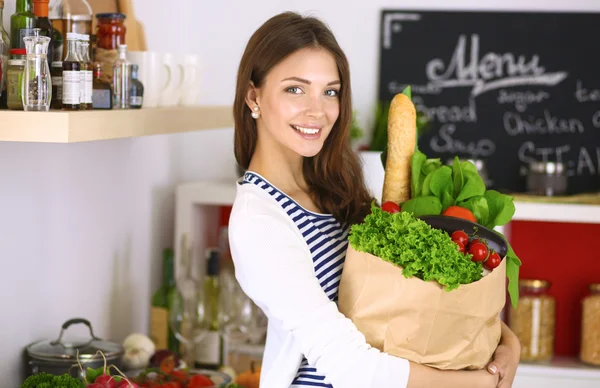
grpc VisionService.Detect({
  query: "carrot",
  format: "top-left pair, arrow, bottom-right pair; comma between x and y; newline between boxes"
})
381,93 -> 417,204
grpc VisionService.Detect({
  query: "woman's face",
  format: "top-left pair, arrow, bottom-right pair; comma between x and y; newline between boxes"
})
250,47 -> 341,159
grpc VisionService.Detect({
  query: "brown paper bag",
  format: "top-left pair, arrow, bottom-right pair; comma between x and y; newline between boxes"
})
338,245 -> 506,370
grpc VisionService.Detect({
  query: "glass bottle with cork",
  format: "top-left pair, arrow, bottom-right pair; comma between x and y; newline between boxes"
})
32,0 -> 53,68
61,32 -> 80,110
112,44 -> 130,109
0,0 -> 10,108
195,248 -> 224,370
76,34 -> 91,109
11,0 -> 37,49
91,61 -> 111,109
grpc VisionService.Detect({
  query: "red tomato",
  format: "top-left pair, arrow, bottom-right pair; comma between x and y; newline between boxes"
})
451,230 -> 469,247
469,238 -> 481,246
188,374 -> 214,388
468,242 -> 488,262
442,206 -> 477,223
484,251 -> 501,270
455,241 -> 465,254
381,201 -> 401,214
170,370 -> 188,383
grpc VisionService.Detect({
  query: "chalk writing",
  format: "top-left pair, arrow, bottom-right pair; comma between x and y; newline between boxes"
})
504,110 -> 585,136
497,89 -> 550,112
592,111 -> 600,128
413,97 -> 477,124
429,124 -> 495,157
425,34 -> 568,97
575,80 -> 600,103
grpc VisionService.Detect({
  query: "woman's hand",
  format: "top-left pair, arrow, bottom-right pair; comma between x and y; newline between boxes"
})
487,321 -> 521,387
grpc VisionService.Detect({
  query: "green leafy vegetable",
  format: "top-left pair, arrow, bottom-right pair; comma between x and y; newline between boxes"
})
349,204 -> 483,290
401,196 -> 443,217
402,148 -> 522,307
485,190 -> 516,229
410,151 -> 426,198
458,195 -> 490,228
21,372 -> 84,388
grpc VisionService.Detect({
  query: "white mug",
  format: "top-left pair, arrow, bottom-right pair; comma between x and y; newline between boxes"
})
178,54 -> 202,106
127,51 -> 173,108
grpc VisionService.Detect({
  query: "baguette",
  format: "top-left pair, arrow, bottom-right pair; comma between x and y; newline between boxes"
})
381,93 -> 417,204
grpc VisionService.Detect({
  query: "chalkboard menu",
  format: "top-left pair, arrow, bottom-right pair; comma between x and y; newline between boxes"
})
378,10 -> 600,194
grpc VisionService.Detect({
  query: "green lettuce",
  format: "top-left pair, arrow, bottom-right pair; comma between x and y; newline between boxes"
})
349,204 -> 483,291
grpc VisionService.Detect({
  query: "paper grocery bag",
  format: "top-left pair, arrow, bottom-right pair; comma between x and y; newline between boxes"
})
338,245 -> 506,370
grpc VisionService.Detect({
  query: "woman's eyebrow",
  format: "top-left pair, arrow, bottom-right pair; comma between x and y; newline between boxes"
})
281,76 -> 341,86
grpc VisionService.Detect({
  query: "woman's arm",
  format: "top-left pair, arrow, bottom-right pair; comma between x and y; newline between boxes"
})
408,363 -> 498,388
486,321 -> 521,387
230,202 -> 498,388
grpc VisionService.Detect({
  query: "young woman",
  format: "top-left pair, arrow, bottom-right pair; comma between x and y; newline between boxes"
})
228,11 -> 521,388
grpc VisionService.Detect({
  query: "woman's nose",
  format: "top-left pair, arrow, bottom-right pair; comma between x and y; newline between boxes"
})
305,96 -> 325,118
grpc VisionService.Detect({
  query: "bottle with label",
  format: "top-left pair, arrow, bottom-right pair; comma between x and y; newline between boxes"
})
195,248 -> 224,370
11,0 -> 37,49
76,34 -> 91,109
0,0 -> 10,107
32,0 -> 53,68
91,61 -> 111,109
50,60 -> 61,109
151,248 -> 180,353
61,32 -> 79,110
129,64 -> 143,109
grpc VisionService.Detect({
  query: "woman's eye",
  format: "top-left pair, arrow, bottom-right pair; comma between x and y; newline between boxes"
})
325,89 -> 340,97
285,86 -> 303,94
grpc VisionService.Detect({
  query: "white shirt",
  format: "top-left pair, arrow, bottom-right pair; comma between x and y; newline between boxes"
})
229,175 -> 411,388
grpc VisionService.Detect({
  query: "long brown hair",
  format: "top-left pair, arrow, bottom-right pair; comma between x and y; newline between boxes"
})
233,11 -> 373,225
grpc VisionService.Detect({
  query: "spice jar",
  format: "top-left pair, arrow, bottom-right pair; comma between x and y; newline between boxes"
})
50,61 -> 62,109
527,161 -> 568,196
581,283 -> 600,366
95,13 -> 126,50
7,58 -> 25,110
9,48 -> 27,60
509,279 -> 556,362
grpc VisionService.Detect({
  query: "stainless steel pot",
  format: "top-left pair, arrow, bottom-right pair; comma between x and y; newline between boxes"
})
25,318 -> 124,378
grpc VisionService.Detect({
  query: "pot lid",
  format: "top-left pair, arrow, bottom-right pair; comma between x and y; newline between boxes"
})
27,318 -> 123,362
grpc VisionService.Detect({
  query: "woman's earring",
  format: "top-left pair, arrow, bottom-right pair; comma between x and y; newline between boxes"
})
251,106 -> 260,119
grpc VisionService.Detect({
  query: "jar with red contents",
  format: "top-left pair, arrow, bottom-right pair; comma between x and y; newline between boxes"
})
95,13 -> 126,50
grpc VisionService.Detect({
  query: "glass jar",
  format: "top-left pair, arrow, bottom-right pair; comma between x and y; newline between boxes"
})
7,58 -> 25,110
95,13 -> 126,50
509,279 -> 556,362
581,283 -> 600,366
9,47 -> 26,59
527,161 -> 568,196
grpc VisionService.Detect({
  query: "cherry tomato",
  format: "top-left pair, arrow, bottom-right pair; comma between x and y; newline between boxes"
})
442,206 -> 477,223
455,241 -> 466,254
484,251 -> 501,270
451,230 -> 469,247
468,242 -> 488,262
188,374 -> 214,388
381,201 -> 401,214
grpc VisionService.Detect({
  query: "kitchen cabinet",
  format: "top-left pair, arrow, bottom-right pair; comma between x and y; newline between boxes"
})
0,106 -> 233,143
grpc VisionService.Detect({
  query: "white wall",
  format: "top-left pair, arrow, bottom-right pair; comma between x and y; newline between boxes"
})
1,0 -> 599,387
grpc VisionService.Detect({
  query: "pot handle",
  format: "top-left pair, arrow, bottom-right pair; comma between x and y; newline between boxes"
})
51,318 -> 100,345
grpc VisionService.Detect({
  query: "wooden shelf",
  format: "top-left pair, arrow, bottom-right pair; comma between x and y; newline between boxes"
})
0,106 -> 233,143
